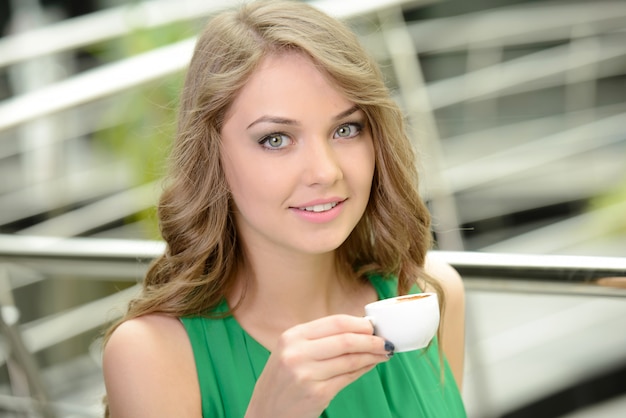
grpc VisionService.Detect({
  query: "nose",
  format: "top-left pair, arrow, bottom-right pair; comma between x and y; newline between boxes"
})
302,138 -> 343,186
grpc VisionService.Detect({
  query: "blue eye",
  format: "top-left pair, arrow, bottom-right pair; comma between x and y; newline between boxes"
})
259,133 -> 290,149
334,123 -> 361,139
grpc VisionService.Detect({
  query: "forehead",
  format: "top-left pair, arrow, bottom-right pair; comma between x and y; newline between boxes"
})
224,52 -> 354,124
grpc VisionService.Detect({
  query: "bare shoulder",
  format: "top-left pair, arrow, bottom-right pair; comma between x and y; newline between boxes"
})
104,315 -> 192,365
103,314 -> 201,417
424,252 -> 466,389
424,252 -> 465,300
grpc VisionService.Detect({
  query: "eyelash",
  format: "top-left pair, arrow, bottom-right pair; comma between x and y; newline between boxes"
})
257,122 -> 364,151
258,132 -> 290,150
334,122 -> 363,139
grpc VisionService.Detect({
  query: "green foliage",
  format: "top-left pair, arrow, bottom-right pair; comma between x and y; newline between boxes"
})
96,78 -> 180,184
588,177 -> 626,235
92,22 -> 193,182
90,22 -> 194,237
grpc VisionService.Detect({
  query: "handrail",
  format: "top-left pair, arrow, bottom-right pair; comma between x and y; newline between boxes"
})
424,37 -> 626,111
435,250 -> 626,281
0,233 -> 624,416
1,234 -> 625,296
405,0 -> 626,54
0,38 -> 195,132
0,0 -> 232,69
445,112 -> 626,192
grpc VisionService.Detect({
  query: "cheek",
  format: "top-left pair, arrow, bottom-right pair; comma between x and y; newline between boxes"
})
223,156 -> 282,214
225,167 -> 261,207
366,145 -> 376,180
222,153 -> 250,206
349,142 -> 376,188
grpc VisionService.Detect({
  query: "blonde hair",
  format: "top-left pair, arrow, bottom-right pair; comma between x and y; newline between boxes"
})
105,0 -> 441,344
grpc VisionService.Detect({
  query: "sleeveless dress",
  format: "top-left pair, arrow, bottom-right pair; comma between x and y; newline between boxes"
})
181,275 -> 466,417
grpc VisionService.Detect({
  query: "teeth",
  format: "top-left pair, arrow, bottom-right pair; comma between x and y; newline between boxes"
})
301,202 -> 338,212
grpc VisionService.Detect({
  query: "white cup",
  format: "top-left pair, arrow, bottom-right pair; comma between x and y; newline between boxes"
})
364,293 -> 440,353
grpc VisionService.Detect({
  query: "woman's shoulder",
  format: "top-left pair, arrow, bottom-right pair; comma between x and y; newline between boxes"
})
104,314 -> 190,360
424,251 -> 466,389
424,251 -> 464,298
103,314 -> 201,417
111,312 -> 184,334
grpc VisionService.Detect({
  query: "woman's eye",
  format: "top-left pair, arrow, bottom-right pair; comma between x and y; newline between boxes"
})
334,123 -> 361,139
259,133 -> 290,149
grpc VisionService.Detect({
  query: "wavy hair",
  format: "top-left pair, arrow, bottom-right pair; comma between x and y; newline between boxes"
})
104,0 -> 442,342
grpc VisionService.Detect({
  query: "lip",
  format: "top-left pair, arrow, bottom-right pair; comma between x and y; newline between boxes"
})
289,197 -> 347,224
291,197 -> 346,209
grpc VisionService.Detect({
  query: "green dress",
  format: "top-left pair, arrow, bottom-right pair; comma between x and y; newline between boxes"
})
181,275 -> 466,417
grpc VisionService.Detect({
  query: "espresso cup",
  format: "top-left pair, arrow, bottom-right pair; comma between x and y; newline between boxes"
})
364,293 -> 439,353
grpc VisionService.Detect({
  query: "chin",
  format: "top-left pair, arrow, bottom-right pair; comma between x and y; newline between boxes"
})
297,236 -> 350,255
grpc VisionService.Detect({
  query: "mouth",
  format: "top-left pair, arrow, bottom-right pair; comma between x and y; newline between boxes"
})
297,202 -> 339,213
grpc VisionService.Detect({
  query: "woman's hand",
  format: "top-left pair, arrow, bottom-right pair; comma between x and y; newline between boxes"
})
245,314 -> 393,418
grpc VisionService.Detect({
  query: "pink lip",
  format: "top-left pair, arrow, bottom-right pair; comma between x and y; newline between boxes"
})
291,197 -> 346,208
289,198 -> 346,224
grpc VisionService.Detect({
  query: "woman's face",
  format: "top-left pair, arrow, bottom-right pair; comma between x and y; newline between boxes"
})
220,52 -> 375,257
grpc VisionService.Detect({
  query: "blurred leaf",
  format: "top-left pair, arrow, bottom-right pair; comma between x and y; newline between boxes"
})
90,22 -> 192,237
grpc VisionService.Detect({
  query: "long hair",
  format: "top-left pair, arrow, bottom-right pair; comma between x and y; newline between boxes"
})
104,0 -> 442,342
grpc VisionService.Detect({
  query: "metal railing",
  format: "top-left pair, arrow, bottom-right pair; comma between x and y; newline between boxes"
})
1,234 -> 624,367
2,234 -> 625,294
0,233 -> 625,416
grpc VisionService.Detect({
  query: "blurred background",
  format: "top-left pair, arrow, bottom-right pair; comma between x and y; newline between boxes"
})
0,0 -> 625,416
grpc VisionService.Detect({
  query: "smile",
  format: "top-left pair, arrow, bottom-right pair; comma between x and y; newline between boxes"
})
298,202 -> 339,212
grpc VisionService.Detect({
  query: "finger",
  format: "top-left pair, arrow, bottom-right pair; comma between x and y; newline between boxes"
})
307,333 -> 389,361
308,352 -> 387,383
323,362 -> 380,399
286,315 -> 374,341
292,362 -> 381,411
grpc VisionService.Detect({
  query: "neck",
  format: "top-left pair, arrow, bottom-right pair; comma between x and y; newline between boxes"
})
233,251 -> 351,321
226,245 -> 377,351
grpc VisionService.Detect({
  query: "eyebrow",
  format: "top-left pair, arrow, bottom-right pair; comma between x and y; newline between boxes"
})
246,105 -> 360,130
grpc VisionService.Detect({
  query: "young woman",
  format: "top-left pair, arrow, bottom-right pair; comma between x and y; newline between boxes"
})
102,1 -> 466,417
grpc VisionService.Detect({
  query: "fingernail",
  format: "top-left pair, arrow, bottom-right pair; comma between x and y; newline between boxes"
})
384,340 -> 395,353
386,351 -> 395,359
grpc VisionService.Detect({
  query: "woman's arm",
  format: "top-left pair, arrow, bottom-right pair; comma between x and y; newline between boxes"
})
102,314 -> 202,418
425,253 -> 466,390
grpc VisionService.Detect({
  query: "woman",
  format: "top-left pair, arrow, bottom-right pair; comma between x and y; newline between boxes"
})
102,1 -> 466,417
